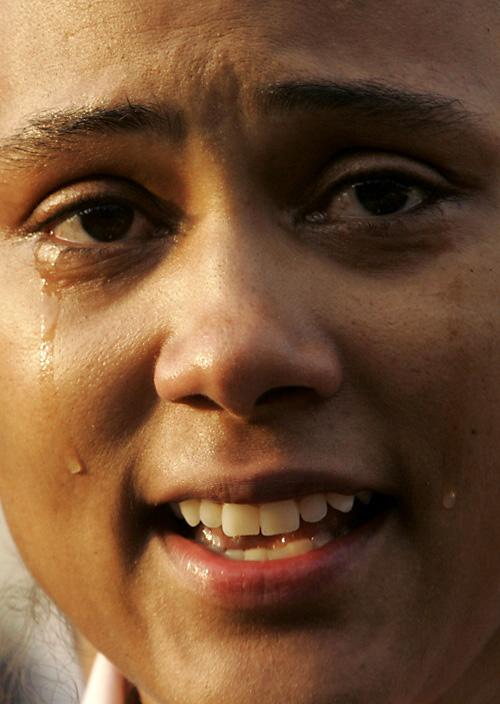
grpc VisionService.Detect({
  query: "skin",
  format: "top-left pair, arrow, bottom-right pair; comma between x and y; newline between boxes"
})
0,0 -> 499,702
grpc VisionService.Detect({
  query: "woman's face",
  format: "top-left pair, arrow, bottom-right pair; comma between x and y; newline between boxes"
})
0,1 -> 499,703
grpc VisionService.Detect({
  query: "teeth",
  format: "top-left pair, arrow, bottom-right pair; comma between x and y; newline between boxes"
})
178,499 -> 201,527
244,548 -> 269,561
298,493 -> 328,523
267,545 -> 291,560
174,491 -> 362,535
199,500 -> 223,528
260,499 -> 300,536
222,503 -> 260,537
281,538 -> 313,557
310,530 -> 332,549
326,493 -> 355,513
225,535 -> 328,561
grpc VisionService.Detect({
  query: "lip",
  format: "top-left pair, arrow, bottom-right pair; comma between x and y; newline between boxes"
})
144,462 -> 393,507
153,508 -> 391,610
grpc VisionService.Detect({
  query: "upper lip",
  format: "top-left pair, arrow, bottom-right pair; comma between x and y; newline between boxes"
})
142,461 -> 394,507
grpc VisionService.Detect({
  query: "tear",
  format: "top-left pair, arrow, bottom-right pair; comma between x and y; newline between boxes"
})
35,242 -> 87,476
442,490 -> 457,510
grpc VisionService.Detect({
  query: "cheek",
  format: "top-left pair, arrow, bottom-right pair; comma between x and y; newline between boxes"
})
0,279 -> 143,596
53,288 -> 161,461
337,262 -> 500,506
0,259 -> 49,508
0,319 -> 145,640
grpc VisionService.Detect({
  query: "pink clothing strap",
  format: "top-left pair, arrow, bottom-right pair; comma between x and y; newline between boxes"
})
82,653 -> 139,704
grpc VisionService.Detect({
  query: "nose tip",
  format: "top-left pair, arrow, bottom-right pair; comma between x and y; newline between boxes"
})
154,320 -> 342,419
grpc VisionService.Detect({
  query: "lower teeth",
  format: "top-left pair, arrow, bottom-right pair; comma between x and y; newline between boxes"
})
216,531 -> 333,561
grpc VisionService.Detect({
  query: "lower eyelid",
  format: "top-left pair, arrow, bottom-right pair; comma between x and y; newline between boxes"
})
301,197 -> 450,234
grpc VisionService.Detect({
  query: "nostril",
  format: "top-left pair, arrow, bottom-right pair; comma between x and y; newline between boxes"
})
255,386 -> 319,407
179,394 -> 220,411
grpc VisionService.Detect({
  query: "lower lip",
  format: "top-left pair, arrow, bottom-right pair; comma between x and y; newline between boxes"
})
155,511 -> 390,610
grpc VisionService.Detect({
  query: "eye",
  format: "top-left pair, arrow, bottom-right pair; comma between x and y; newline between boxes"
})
50,202 -> 157,245
305,175 -> 430,224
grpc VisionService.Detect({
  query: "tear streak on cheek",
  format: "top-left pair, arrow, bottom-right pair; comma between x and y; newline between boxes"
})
35,240 -> 87,476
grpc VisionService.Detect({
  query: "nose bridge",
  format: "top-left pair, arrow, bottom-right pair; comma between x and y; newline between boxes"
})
199,215 -> 282,330
177,207 -> 292,343
153,212 -> 342,416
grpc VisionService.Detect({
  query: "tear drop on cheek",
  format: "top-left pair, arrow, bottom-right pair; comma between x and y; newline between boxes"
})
39,276 -> 60,385
442,491 -> 457,510
67,451 -> 86,475
35,242 -> 88,477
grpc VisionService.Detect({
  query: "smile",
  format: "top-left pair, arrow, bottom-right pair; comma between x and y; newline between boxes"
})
146,464 -> 396,609
168,491 -> 379,561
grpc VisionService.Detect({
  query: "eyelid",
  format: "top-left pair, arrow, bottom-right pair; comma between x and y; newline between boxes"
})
298,159 -> 456,224
324,172 -> 434,210
310,150 -> 455,197
341,172 -> 447,212
43,197 -> 147,236
22,177 -> 179,236
327,170 -> 437,200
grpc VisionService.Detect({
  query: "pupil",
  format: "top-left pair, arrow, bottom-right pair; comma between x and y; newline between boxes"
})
79,204 -> 134,242
354,180 -> 411,216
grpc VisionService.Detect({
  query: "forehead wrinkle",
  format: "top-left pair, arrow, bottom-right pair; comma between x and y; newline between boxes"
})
0,100 -> 186,170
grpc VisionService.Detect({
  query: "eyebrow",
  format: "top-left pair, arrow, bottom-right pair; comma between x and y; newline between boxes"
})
259,79 -> 480,134
0,101 -> 186,168
0,80 -> 482,170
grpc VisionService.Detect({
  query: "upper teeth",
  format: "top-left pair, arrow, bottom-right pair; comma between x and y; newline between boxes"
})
173,492 -> 371,538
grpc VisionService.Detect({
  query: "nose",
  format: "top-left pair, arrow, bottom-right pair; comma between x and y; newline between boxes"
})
153,226 -> 343,419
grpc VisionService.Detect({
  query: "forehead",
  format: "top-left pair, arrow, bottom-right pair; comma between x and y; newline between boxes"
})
0,0 -> 498,131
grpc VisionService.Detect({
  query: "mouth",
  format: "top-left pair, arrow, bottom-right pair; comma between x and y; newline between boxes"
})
145,467 -> 396,608
151,490 -> 391,562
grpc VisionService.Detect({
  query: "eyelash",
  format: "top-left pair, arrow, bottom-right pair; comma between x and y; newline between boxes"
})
36,196 -> 161,235
298,169 -> 450,228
